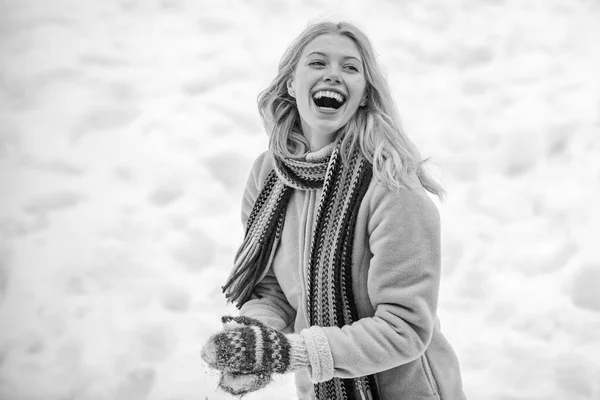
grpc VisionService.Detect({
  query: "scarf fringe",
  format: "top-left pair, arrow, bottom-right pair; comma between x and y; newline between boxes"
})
223,232 -> 283,306
223,182 -> 290,307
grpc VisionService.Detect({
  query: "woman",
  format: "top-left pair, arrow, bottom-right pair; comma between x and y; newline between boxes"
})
201,20 -> 466,400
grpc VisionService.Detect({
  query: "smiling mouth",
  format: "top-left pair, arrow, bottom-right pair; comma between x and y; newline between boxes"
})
312,90 -> 346,111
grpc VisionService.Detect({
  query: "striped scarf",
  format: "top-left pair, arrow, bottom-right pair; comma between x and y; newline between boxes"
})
223,142 -> 379,400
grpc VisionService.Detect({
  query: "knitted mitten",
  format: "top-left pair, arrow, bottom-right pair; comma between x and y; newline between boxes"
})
218,371 -> 272,396
201,315 -> 310,375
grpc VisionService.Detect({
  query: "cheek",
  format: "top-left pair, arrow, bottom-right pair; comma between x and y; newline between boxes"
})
346,80 -> 366,102
355,81 -> 367,100
294,70 -> 316,88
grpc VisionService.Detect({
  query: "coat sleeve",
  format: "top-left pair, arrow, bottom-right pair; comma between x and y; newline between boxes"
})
306,180 -> 441,379
236,152 -> 296,332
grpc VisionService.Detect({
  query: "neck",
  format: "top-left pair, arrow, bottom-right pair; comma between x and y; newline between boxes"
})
304,130 -> 337,152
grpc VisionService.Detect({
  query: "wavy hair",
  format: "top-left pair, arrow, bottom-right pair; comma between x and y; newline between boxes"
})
257,20 -> 445,199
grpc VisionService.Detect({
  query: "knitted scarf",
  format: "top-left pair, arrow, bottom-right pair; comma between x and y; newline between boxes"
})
223,142 -> 379,400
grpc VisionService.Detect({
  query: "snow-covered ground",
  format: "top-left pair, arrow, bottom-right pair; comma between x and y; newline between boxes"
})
1,0 -> 599,399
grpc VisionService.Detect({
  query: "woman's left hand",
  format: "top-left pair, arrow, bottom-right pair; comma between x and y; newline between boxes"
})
201,315 -> 309,375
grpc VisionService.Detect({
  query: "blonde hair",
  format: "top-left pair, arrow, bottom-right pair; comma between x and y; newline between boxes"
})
257,21 -> 445,199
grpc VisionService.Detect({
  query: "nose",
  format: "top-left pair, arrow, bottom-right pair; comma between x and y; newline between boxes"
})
323,67 -> 342,84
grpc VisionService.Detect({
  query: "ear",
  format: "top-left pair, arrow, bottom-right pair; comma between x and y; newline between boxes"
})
286,80 -> 295,98
359,91 -> 368,107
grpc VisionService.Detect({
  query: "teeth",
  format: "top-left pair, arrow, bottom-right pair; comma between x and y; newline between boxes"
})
313,90 -> 345,103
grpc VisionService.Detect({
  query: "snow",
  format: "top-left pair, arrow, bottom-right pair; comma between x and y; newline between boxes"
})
1,0 -> 599,399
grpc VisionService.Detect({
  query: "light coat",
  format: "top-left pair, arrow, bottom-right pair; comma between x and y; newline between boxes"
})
239,148 -> 466,400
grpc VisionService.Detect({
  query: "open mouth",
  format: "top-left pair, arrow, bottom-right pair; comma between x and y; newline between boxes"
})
312,90 -> 346,111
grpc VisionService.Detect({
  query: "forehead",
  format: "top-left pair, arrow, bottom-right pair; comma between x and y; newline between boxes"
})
300,34 -> 362,61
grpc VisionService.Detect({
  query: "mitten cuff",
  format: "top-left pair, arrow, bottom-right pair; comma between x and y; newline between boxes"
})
300,326 -> 335,383
286,334 -> 311,372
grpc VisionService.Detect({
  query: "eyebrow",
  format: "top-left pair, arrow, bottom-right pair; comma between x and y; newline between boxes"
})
307,51 -> 362,62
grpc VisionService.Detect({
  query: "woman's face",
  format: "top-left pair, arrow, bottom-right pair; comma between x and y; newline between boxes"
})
288,34 -> 367,150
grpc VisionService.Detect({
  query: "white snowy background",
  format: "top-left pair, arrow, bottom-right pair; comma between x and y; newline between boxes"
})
1,0 -> 599,399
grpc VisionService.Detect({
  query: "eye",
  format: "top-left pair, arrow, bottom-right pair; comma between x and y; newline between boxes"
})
309,60 -> 325,67
344,64 -> 359,72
